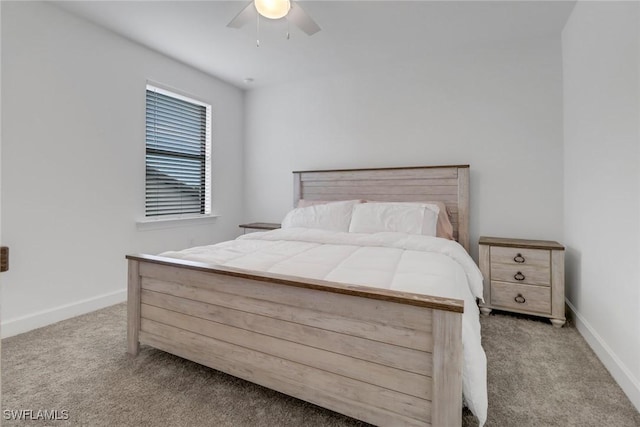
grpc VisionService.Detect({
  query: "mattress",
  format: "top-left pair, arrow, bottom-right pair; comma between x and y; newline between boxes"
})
161,227 -> 488,425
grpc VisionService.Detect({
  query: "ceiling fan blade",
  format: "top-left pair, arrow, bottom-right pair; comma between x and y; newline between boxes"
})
227,2 -> 255,29
286,2 -> 321,36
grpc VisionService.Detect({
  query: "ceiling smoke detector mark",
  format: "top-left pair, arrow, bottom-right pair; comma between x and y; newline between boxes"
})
244,78 -> 255,84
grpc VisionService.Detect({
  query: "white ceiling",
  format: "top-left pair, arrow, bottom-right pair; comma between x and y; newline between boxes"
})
53,1 -> 576,89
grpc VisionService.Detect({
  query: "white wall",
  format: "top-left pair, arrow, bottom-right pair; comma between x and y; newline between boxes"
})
562,1 -> 640,410
0,0 -> 3,345
0,1 -> 245,336
244,39 -> 565,259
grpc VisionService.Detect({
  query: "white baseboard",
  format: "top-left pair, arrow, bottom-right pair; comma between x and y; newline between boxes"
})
1,289 -> 127,338
566,300 -> 640,412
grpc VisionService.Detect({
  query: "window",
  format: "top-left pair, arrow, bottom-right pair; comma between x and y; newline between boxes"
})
145,84 -> 211,218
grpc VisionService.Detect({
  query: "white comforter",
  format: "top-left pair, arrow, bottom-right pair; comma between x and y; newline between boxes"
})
161,228 -> 488,425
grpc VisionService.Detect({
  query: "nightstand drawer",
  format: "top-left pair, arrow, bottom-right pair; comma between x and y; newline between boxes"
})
491,281 -> 551,314
491,263 -> 550,286
490,246 -> 550,268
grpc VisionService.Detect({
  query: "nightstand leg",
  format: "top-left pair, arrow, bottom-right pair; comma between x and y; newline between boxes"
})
479,307 -> 492,316
550,318 -> 566,328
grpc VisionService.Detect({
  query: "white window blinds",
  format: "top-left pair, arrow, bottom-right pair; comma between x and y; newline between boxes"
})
145,84 -> 211,217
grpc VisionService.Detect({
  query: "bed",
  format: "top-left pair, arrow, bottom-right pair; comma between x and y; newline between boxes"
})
126,165 -> 487,426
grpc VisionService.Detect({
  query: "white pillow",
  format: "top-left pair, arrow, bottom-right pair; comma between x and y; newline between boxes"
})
281,200 -> 361,232
349,202 -> 440,236
386,202 -> 441,236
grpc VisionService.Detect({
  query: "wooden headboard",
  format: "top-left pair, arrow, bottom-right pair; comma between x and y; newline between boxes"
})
292,165 -> 470,252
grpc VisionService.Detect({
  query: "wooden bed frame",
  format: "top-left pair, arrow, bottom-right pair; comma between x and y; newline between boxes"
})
127,165 -> 471,427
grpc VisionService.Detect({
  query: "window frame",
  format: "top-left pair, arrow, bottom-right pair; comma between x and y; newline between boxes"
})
144,83 -> 212,221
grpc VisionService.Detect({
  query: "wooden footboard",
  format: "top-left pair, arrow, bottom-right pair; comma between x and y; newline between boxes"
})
126,254 -> 464,427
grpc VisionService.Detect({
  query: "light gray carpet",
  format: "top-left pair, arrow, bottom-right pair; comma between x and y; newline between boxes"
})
2,304 -> 639,427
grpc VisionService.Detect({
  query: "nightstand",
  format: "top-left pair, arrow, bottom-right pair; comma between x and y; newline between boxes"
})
239,222 -> 281,234
478,236 -> 566,327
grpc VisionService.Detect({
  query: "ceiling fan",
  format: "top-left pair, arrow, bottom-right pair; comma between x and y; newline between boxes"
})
227,0 -> 321,36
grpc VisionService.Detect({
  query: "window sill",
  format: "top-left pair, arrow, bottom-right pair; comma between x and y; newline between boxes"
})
136,214 -> 220,231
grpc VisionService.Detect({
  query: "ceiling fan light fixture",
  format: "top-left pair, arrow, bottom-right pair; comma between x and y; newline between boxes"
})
254,0 -> 291,19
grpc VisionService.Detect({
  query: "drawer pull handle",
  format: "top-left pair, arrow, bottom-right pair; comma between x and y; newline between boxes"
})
514,253 -> 525,263
514,272 -> 525,281
514,294 -> 526,304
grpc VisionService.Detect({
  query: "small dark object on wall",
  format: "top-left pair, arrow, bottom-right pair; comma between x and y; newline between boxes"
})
1,246 -> 8,272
